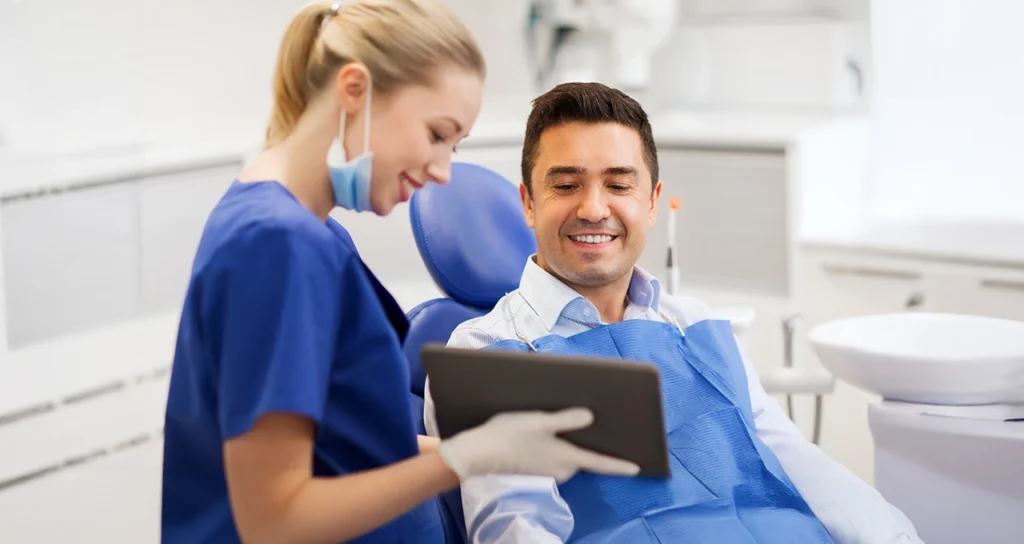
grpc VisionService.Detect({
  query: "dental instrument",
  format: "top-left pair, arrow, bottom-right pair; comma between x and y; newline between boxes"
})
666,197 -> 680,295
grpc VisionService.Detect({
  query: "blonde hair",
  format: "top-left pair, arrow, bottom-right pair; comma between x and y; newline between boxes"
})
265,0 -> 486,147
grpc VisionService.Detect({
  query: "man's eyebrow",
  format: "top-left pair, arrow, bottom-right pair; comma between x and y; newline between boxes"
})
604,166 -> 639,178
544,165 -> 586,178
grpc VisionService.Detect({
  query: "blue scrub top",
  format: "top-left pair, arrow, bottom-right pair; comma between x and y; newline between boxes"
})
161,180 -> 445,543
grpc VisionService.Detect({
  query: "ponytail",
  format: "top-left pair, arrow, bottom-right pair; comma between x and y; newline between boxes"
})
265,2 -> 333,147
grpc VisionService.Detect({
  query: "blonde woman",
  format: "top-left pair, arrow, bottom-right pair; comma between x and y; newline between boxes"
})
160,1 -> 637,543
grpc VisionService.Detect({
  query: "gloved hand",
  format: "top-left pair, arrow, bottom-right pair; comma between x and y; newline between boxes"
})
436,408 -> 640,483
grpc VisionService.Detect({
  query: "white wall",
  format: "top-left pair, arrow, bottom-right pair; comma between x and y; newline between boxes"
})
867,0 -> 1024,223
0,0 -> 312,156
0,0 -> 535,159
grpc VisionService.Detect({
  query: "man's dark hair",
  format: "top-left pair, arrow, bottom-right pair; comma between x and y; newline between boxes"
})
520,82 -> 659,195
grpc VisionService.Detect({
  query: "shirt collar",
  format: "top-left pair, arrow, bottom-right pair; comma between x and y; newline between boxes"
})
517,255 -> 662,331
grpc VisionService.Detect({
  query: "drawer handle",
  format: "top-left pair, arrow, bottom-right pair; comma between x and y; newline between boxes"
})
905,291 -> 926,309
821,264 -> 921,281
980,279 -> 1024,292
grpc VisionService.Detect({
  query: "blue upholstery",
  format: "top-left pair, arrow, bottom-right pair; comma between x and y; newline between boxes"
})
404,299 -> 488,399
405,162 -> 537,544
409,162 -> 535,309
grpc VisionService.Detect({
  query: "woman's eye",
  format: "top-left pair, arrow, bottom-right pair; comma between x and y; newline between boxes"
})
430,130 -> 444,143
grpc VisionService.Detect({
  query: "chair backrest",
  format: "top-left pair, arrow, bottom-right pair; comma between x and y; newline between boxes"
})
405,162 -> 536,543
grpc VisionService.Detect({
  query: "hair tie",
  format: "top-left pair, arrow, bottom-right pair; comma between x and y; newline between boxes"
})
322,2 -> 344,29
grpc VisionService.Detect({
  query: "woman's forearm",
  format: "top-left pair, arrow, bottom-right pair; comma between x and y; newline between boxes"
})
255,452 -> 459,544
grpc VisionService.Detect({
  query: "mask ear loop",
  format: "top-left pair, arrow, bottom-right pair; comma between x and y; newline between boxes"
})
335,70 -> 371,161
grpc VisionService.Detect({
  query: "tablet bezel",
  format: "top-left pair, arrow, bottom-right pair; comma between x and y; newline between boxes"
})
421,343 -> 671,479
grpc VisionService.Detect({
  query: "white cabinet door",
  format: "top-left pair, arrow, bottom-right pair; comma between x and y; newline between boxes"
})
645,148 -> 790,297
799,251 -> 927,322
137,165 -> 238,315
943,267 -> 1024,323
1,184 -> 141,348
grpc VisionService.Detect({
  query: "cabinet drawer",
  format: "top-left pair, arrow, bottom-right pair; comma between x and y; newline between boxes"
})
2,184 -> 141,347
801,256 -> 925,323
958,273 -> 1024,323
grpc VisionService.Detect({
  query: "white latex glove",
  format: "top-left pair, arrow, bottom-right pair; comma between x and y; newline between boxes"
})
436,408 -> 640,483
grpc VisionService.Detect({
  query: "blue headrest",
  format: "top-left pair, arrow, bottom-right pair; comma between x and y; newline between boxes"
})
409,162 -> 536,309
404,299 -> 487,398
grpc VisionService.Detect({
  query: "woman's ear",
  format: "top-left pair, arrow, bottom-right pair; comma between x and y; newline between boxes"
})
334,63 -> 370,112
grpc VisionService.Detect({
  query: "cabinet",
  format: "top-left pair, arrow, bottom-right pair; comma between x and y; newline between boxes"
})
643,147 -> 790,297
1,185 -> 141,347
795,245 -> 1024,483
0,159 -> 243,348
138,166 -> 236,314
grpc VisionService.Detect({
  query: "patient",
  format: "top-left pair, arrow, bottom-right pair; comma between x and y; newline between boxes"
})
424,82 -> 921,543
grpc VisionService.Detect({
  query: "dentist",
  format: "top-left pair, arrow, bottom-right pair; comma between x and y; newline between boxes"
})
160,2 -> 638,543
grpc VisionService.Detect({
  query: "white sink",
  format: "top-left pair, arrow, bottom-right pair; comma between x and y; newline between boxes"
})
808,313 -> 1024,405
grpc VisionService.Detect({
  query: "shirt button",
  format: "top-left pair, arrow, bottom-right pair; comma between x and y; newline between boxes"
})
583,308 -> 592,316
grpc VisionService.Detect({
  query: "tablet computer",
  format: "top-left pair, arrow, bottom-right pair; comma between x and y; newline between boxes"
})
421,344 -> 670,478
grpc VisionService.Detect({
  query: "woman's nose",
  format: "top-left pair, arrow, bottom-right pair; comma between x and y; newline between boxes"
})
425,163 -> 450,185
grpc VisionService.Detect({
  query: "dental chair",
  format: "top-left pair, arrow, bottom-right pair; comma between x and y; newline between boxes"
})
404,162 -> 536,544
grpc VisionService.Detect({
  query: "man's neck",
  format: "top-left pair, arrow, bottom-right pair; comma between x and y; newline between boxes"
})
571,275 -> 633,324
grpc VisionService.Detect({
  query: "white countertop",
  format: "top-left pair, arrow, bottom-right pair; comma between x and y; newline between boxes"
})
0,138 -> 256,201
801,219 -> 1024,269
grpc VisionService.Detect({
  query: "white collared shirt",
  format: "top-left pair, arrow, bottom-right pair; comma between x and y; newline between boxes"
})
423,258 -> 921,544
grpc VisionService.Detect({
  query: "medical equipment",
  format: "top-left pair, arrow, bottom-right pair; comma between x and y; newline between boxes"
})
809,312 -> 1024,543
810,312 -> 1024,405
525,0 -> 679,91
759,314 -> 835,445
665,197 -> 681,295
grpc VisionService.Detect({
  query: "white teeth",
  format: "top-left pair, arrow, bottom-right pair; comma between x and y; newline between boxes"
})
570,235 -> 613,244
401,176 -> 416,195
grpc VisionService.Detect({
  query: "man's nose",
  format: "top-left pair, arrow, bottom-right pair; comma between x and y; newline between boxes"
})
576,186 -> 611,222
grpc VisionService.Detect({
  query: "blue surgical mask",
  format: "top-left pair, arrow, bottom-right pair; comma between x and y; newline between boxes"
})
327,85 -> 374,212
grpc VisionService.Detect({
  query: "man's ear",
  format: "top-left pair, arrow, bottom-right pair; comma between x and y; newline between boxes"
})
649,179 -> 663,226
520,182 -> 535,228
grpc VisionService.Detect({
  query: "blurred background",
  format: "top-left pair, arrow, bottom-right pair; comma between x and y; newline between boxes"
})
1,0 -> 1022,541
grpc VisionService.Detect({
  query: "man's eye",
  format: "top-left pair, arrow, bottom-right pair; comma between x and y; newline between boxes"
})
610,185 -> 630,191
554,184 -> 575,191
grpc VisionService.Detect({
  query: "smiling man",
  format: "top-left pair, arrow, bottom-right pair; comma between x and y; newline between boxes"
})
423,82 -> 920,544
